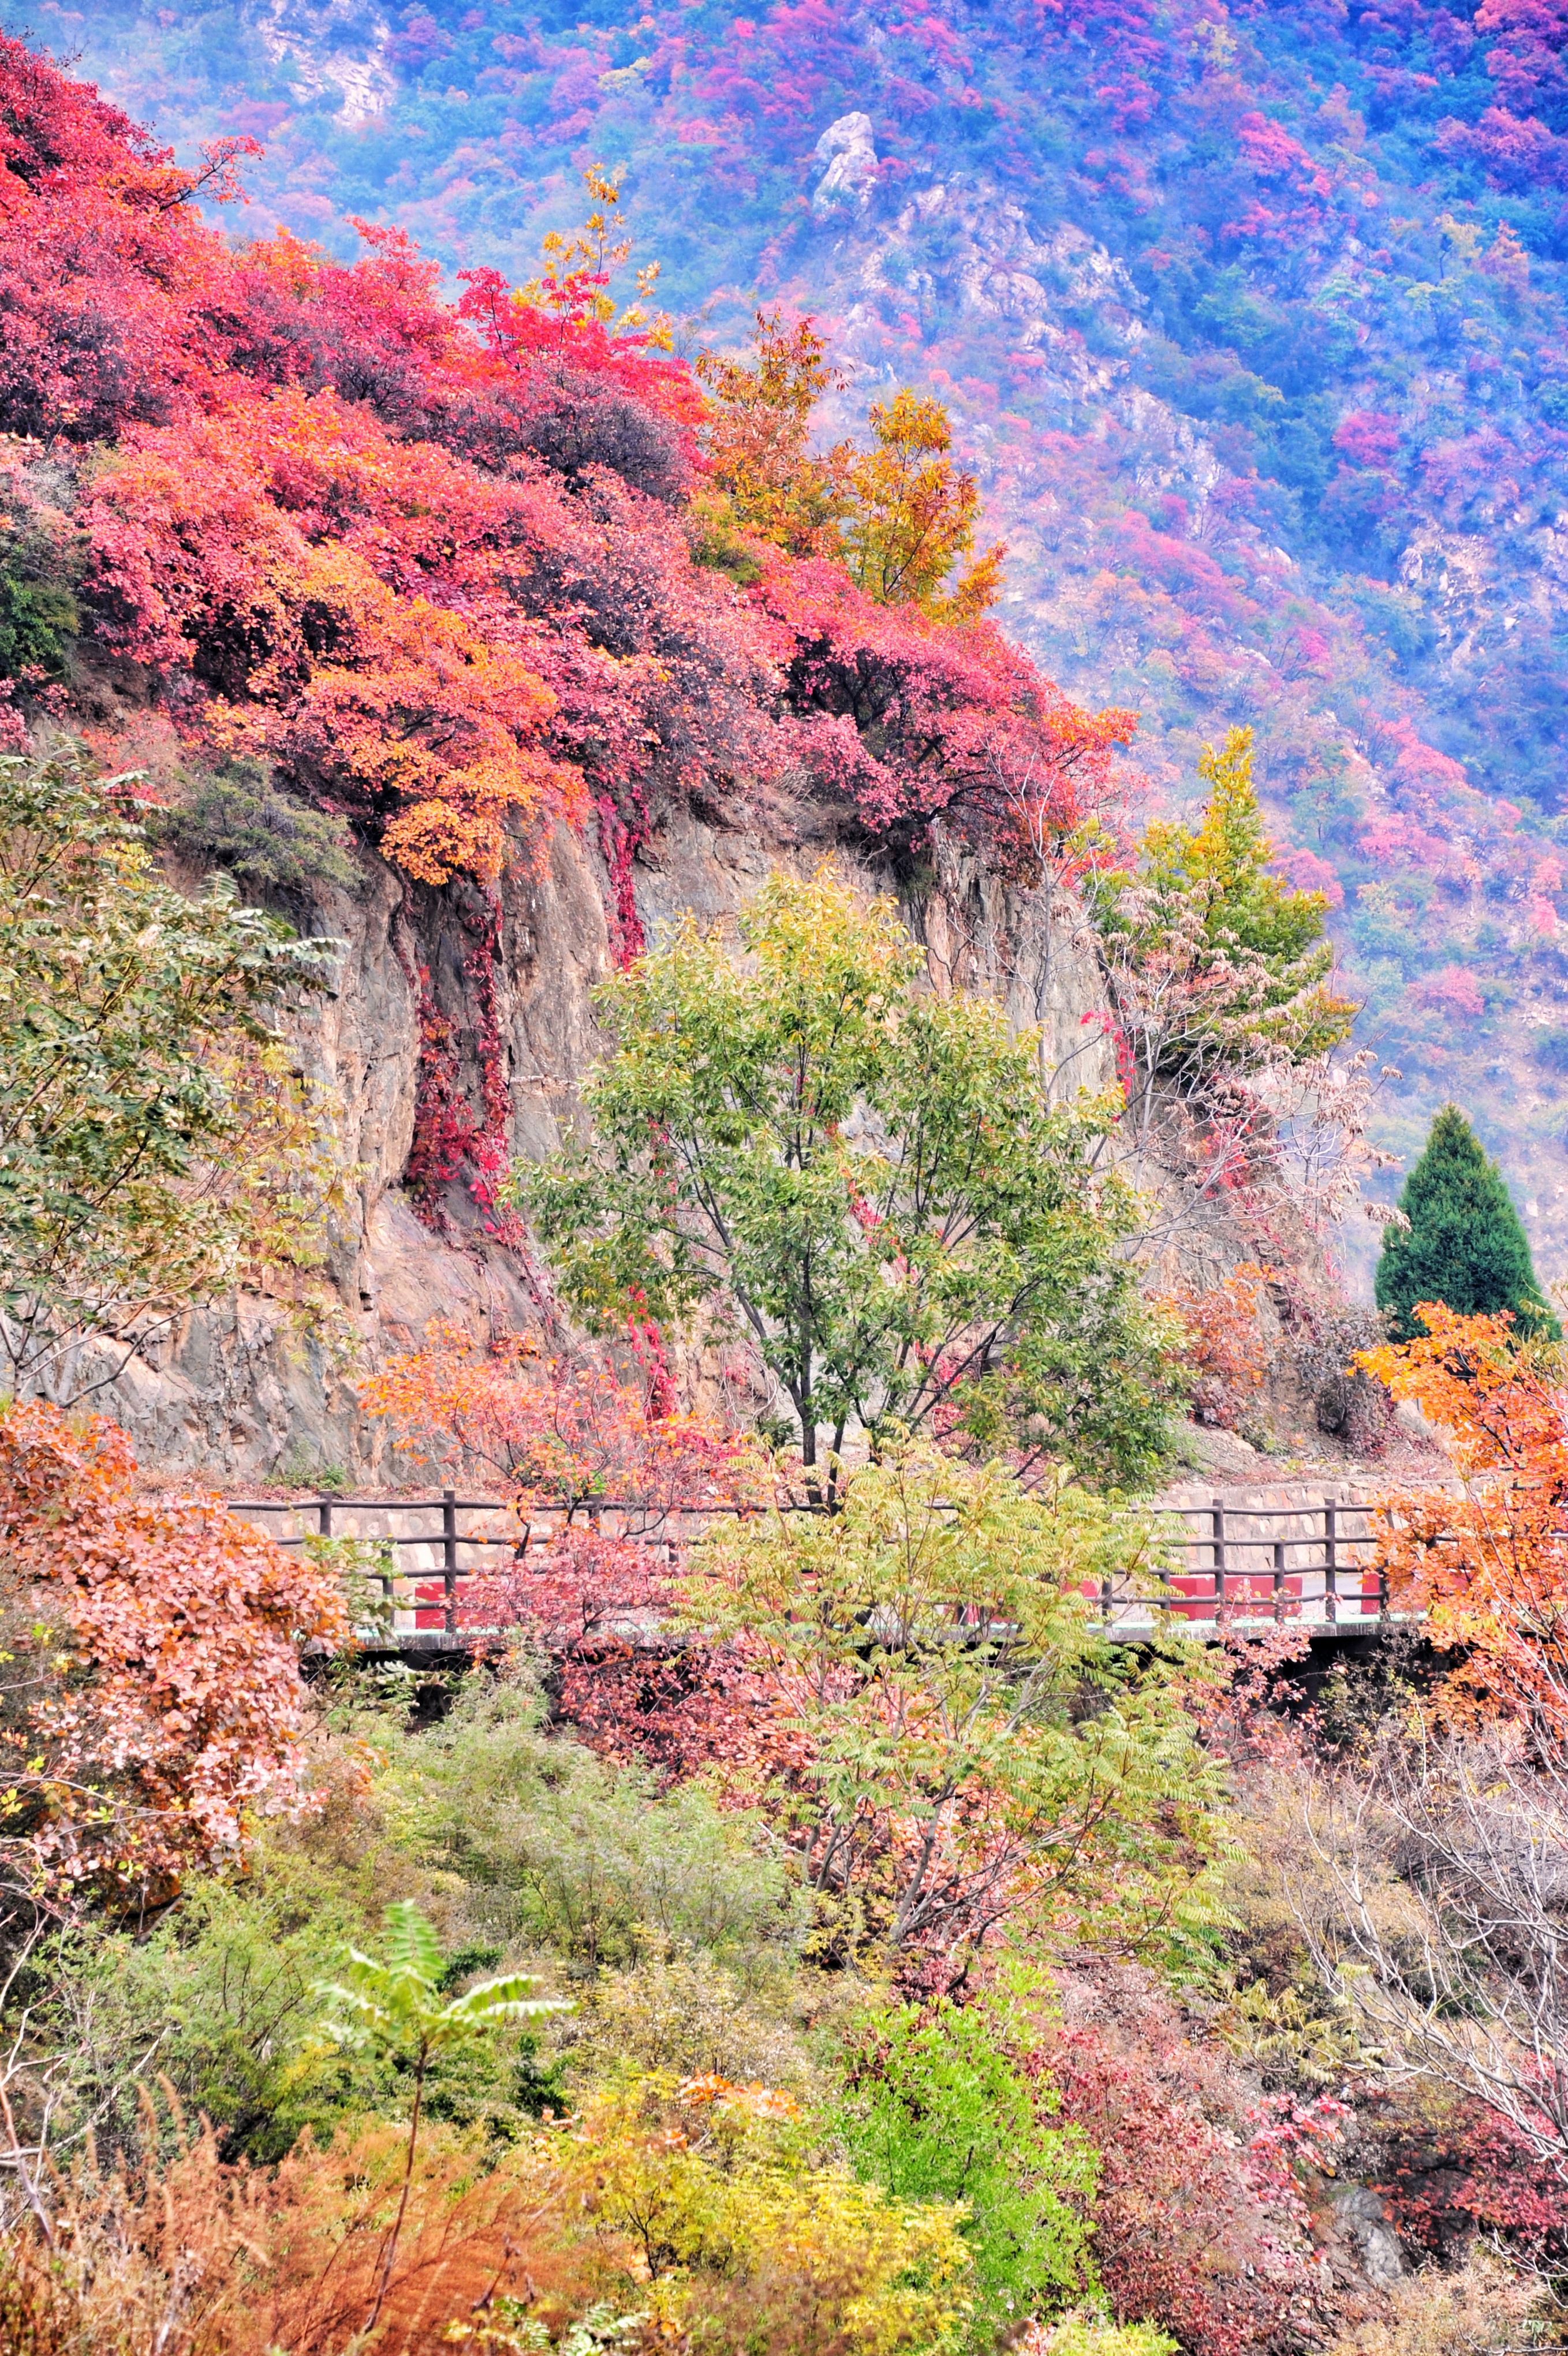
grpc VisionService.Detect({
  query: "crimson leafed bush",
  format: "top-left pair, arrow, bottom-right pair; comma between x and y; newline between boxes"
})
1031,1964 -> 1344,2356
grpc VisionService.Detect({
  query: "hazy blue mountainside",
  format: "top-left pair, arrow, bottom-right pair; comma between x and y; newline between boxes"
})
48,0 -> 1568,1285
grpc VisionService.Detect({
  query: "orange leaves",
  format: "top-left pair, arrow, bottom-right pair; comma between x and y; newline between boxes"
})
1158,1263 -> 1271,1431
0,1400 -> 348,1902
360,1328 -> 767,1719
1358,1299 -> 1568,1481
86,393 -> 584,883
675,2074 -> 801,2120
360,1321 -> 767,1523
1357,1304 -> 1568,1730
271,571 -> 583,884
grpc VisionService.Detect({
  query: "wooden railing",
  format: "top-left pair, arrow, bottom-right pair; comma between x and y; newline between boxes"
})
230,1489 -> 1397,1641
233,1491 -> 518,1632
1112,1496 -> 1388,1633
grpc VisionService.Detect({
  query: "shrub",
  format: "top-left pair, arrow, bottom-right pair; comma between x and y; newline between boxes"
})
0,751 -> 344,1395
1030,2323 -> 1179,2356
839,1995 -> 1097,2345
1031,1962 -> 1339,2356
0,2110 -> 604,2356
0,522 -> 77,679
550,1948 -> 817,2095
376,1663 -> 802,1972
150,756 -> 358,895
1358,2080 -> 1568,2267
559,2071 -> 974,2356
1323,2248 -> 1547,2355
40,1806 -> 568,2165
498,364 -> 692,502
0,1400 -> 348,1918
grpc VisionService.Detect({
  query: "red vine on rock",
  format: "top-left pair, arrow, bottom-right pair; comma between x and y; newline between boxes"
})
596,788 -> 648,969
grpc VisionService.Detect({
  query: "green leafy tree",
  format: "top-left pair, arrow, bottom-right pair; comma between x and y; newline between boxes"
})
691,1443 -> 1228,1959
1095,726 -> 1356,1097
148,755 -> 358,896
839,1994 -> 1096,2344
0,751 -> 344,1396
1375,1104 -> 1558,1342
315,1899 -> 569,2331
520,867 -> 1178,1495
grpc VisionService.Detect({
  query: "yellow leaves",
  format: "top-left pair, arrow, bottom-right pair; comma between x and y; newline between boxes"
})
698,320 -> 1002,615
838,389 -> 1004,619
697,309 -> 844,558
522,165 -> 673,348
212,542 -> 583,884
557,2071 -> 972,2354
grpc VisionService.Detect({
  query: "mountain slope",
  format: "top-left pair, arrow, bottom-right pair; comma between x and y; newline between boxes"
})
47,0 -> 1568,1281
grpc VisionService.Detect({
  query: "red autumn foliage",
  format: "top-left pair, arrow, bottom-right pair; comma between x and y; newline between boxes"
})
0,34 -> 254,443
0,1400 -> 347,1907
0,35 -> 1132,908
1032,1962 -> 1343,2356
1360,2081 -> 1568,2263
81,382 -> 776,884
1156,1262 -> 1271,1431
550,1632 -> 786,1787
360,1324 -> 770,1685
0,33 -> 1148,1231
457,262 -> 707,457
360,1321 -> 766,1525
760,552 -> 1137,864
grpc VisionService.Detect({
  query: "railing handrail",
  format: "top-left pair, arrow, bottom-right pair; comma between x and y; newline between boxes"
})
218,1488 -> 1402,1641
226,1489 -> 1386,1519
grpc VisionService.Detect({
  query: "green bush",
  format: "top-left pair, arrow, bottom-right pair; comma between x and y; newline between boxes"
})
838,1995 -> 1097,2346
551,1948 -> 819,2093
0,524 -> 77,678
150,756 -> 358,895
39,1825 -> 565,2163
378,1666 -> 804,1973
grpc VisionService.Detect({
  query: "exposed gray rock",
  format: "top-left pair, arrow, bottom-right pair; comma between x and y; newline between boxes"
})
253,0 -> 395,126
88,798 -> 1117,1485
812,113 -> 879,216
1332,2185 -> 1405,2289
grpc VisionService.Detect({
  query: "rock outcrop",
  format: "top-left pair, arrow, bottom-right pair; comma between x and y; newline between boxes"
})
811,114 -> 879,218
93,797 -> 1115,1485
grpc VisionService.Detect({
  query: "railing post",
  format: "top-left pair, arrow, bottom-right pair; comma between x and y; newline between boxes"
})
1324,1498 -> 1338,1627
1273,1538 -> 1285,1623
318,1498 -> 333,1540
1211,1496 -> 1226,1626
443,1488 -> 458,1633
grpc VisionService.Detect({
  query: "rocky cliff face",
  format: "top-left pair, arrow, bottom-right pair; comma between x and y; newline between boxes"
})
100,798 -> 1115,1485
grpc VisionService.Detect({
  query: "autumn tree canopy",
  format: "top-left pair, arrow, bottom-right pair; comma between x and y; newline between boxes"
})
522,867 -> 1178,1494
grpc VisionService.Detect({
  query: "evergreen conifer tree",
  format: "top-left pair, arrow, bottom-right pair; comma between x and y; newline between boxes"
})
1375,1105 -> 1558,1341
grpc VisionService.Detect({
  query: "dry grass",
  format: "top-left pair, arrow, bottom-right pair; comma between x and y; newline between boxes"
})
0,2105 -> 603,2356
1326,2248 -> 1561,2356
